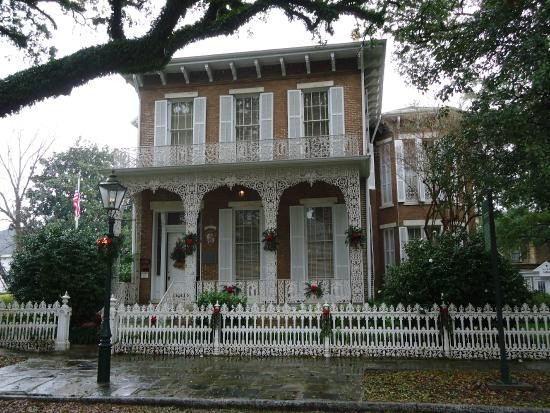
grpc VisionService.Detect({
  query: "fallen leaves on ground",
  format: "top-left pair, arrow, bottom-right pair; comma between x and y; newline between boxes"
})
0,355 -> 24,368
0,401 -> 329,413
364,369 -> 550,408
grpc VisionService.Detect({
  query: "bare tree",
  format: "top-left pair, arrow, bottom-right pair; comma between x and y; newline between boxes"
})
0,135 -> 53,248
395,108 -> 482,239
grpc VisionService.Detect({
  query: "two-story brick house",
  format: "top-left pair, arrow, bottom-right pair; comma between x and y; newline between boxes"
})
113,41 -> 386,305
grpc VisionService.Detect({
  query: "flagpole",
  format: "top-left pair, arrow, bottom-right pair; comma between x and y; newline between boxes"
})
75,172 -> 81,230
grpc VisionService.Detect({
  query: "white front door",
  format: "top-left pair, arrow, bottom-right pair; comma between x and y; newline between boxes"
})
166,231 -> 186,288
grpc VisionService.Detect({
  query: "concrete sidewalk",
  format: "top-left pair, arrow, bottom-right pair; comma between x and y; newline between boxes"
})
0,346 -> 548,402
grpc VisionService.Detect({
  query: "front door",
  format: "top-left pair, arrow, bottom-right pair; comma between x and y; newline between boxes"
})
166,231 -> 186,288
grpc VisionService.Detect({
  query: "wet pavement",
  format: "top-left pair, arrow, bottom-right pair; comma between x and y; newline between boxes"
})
0,346 -> 548,401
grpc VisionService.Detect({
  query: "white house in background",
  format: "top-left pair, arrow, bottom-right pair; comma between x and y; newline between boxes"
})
522,261 -> 550,293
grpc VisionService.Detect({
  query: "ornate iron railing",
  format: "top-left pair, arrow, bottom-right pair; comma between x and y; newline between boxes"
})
112,135 -> 361,169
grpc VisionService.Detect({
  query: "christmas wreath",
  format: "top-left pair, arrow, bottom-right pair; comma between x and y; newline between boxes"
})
223,284 -> 241,295
170,233 -> 199,269
97,235 -> 121,259
345,225 -> 366,248
304,281 -> 324,299
320,305 -> 332,339
261,228 -> 278,251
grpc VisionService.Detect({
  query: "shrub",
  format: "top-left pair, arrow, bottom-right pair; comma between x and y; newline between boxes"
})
382,232 -> 530,307
531,291 -> 550,307
0,293 -> 13,304
196,290 -> 247,310
6,221 -> 106,326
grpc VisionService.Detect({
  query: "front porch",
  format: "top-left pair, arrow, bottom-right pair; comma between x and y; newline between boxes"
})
118,162 -> 368,305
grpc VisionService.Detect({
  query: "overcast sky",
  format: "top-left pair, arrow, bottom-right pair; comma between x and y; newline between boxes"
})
0,8 -> 458,230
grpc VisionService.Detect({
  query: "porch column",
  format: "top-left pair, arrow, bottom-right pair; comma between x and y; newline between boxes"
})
341,171 -> 365,304
254,180 -> 284,304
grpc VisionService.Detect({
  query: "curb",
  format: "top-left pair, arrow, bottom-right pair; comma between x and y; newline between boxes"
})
0,395 -> 548,413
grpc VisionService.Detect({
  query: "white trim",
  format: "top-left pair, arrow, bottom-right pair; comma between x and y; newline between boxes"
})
379,222 -> 397,229
227,201 -> 263,208
164,91 -> 198,99
150,201 -> 183,211
297,80 -> 334,89
299,197 -> 338,206
229,87 -> 265,95
375,137 -> 393,146
379,203 -> 394,209
403,219 -> 442,226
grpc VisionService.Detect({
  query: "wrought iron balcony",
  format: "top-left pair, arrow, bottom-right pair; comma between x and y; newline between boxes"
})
113,135 -> 361,169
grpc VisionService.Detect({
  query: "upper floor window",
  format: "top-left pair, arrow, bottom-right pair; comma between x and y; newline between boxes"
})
395,138 -> 428,203
287,86 -> 344,140
170,101 -> 194,146
153,97 -> 206,149
303,91 -> 329,137
235,95 -> 260,142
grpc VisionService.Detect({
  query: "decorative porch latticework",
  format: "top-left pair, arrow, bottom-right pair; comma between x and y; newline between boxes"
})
122,166 -> 364,303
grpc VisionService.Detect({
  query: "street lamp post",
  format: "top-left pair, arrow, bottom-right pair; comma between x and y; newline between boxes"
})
97,172 -> 127,384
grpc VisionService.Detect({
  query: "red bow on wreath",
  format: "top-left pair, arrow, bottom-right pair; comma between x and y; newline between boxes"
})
97,236 -> 112,247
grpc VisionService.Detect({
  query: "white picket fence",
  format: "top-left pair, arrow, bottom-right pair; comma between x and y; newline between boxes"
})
0,293 -> 71,352
111,301 -> 550,359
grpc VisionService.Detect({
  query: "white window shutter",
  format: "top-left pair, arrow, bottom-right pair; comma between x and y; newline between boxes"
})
218,209 -> 234,283
332,204 -> 349,279
219,95 -> 235,163
394,140 -> 406,202
154,100 -> 168,146
219,95 -> 235,143
328,86 -> 345,136
368,143 -> 376,190
289,206 -> 306,295
259,93 -> 274,161
192,97 -> 206,164
259,208 -> 267,281
193,97 -> 206,144
287,90 -> 303,139
399,226 -> 409,262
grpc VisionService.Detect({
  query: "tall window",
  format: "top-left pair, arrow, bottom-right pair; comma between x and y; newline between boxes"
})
538,281 -> 546,293
235,96 -> 259,142
403,139 -> 419,201
170,101 -> 193,145
235,210 -> 260,280
303,90 -> 329,137
383,228 -> 395,269
379,143 -> 392,206
306,207 -> 334,279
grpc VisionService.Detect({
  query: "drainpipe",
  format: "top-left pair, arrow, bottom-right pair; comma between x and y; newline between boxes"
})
360,43 -> 371,301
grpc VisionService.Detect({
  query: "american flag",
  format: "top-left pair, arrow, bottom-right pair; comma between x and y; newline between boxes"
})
73,174 -> 81,229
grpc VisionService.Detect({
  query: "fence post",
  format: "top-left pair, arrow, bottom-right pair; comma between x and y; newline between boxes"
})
54,292 -> 71,351
441,303 -> 451,357
213,301 -> 220,356
323,303 -> 331,358
110,295 -> 118,346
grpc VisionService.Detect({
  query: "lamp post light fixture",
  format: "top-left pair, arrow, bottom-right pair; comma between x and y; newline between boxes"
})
97,171 -> 127,384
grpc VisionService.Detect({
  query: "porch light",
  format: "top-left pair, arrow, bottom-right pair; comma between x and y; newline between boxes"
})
99,172 -> 127,211
238,190 -> 245,198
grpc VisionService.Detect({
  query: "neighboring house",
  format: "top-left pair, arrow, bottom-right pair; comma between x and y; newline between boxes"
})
0,229 -> 14,292
114,41 -> 386,305
512,243 -> 550,292
371,107 -> 453,289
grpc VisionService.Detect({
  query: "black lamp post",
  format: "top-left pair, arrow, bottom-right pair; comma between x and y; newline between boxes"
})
97,172 -> 127,384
